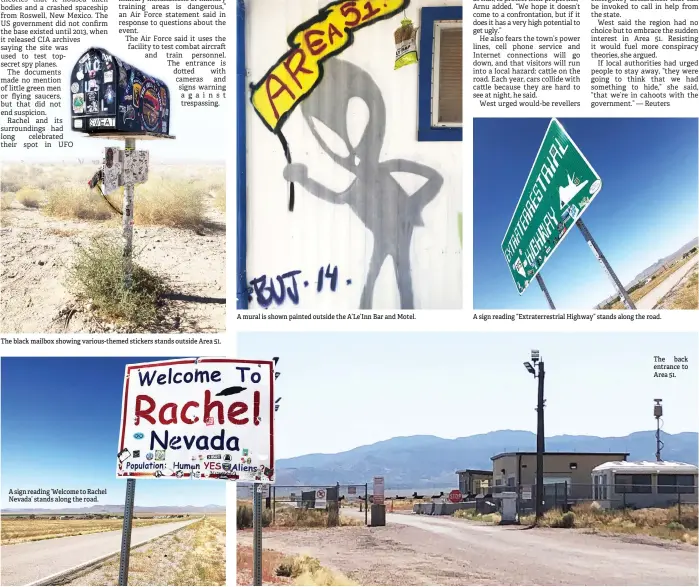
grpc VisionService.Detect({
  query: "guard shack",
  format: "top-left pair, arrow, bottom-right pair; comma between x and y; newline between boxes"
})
70,47 -> 172,136
70,47 -> 175,290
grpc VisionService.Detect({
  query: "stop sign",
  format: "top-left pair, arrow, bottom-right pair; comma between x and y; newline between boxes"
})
448,489 -> 462,503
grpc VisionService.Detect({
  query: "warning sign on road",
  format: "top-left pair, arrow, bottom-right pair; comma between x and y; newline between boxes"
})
315,488 -> 327,509
117,358 -> 275,483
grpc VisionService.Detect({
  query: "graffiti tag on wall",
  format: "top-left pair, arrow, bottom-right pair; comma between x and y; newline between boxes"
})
248,265 -> 352,309
250,0 -> 409,133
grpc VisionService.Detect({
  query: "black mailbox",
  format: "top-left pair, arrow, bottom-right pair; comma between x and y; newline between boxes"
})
70,47 -> 171,136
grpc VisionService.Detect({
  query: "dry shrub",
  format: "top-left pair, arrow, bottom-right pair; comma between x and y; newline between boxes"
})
171,518 -> 226,586
134,178 -> 206,230
67,234 -> 166,329
1,192 -> 15,210
275,507 -> 329,528
237,503 -> 272,529
453,509 -> 502,524
276,555 -> 357,586
15,187 -> 44,208
44,185 -> 114,221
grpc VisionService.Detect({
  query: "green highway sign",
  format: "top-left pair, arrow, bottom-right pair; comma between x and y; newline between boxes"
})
502,118 -> 603,294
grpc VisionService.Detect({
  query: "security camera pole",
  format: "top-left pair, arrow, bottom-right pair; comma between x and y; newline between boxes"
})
524,350 -> 545,523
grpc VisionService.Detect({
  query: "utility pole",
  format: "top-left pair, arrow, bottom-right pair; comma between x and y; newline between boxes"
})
524,350 -> 546,524
535,358 -> 545,523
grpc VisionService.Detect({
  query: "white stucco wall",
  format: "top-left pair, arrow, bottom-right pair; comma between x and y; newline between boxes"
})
245,0 -> 462,310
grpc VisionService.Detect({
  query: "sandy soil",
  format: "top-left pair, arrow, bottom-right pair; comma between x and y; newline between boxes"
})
657,263 -> 699,310
65,517 -> 225,586
237,511 -> 698,586
0,201 -> 225,333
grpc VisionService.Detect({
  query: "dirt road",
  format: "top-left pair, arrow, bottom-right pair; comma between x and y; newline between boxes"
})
0,202 -> 225,333
238,510 -> 698,586
637,256 -> 698,310
1,518 -> 199,586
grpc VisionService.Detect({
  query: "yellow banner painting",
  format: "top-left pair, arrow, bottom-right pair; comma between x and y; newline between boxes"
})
251,0 -> 409,133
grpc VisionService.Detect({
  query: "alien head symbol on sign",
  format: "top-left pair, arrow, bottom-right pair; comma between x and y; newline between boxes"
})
283,59 -> 444,310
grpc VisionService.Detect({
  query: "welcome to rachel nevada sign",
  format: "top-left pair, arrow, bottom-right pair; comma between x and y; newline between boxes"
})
502,118 -> 603,295
117,358 -> 275,483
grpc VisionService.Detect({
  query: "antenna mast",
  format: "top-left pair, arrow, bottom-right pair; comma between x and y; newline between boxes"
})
653,399 -> 664,462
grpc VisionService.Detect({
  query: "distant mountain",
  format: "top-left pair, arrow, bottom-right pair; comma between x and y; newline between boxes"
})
1,504 -> 225,514
275,430 -> 698,487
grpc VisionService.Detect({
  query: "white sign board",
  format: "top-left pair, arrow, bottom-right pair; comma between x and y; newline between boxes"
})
373,476 -> 385,505
117,358 -> 275,482
522,489 -> 532,501
315,488 -> 327,509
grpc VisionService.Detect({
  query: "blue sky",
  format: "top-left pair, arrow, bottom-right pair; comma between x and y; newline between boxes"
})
240,332 -> 698,459
1,357 -> 225,509
473,118 -> 699,310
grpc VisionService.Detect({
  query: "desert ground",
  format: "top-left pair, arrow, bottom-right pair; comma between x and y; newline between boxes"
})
66,516 -> 225,586
237,506 -> 697,586
1,161 -> 225,333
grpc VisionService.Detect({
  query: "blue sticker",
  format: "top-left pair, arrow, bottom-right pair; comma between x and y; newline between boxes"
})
133,432 -> 144,440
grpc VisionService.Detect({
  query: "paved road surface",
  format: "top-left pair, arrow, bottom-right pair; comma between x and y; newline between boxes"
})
1,519 -> 198,586
240,510 -> 698,585
636,257 -> 698,309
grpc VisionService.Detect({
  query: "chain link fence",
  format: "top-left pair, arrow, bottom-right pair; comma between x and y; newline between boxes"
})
240,483 -> 371,527
488,483 -> 698,518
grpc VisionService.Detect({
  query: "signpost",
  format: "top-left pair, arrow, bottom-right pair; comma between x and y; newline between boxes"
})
315,488 -> 327,509
448,489 -> 463,503
116,358 -> 275,586
373,476 -> 385,505
502,118 -> 602,296
502,118 -> 635,308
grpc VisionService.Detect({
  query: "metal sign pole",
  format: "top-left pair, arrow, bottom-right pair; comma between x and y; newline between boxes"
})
536,274 -> 556,309
118,479 -> 136,586
253,482 -> 263,586
122,137 -> 136,289
575,217 -> 636,309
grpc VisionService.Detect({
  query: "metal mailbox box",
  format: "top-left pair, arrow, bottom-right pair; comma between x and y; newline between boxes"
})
70,47 -> 171,136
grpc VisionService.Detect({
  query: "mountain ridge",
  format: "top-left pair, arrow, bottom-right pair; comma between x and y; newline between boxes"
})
275,430 -> 698,487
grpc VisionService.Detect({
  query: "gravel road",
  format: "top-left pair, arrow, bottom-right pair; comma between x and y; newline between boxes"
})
637,256 -> 698,310
238,510 -> 698,586
1,519 -> 199,586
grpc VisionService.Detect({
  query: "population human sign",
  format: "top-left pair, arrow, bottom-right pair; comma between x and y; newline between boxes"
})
117,358 -> 275,482
502,118 -> 603,294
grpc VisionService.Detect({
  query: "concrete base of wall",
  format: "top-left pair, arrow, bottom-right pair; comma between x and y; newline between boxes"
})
413,502 -> 474,515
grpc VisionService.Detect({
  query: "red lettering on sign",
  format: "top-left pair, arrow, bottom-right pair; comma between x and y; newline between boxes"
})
327,23 -> 344,46
304,29 -> 328,56
204,389 -> 223,424
135,395 -> 156,425
161,402 -> 178,425
182,401 -> 199,424
283,49 -> 313,89
133,390 -> 256,426
228,402 -> 249,425
265,74 -> 295,121
340,1 -> 361,26
362,0 -> 381,20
